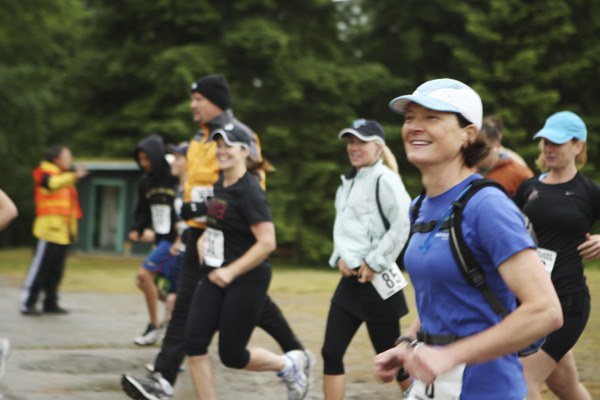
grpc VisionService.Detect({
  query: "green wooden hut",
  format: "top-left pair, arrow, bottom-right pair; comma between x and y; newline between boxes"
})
75,160 -> 151,255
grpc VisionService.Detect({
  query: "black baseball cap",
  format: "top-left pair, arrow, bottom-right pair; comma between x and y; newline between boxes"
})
338,119 -> 385,143
210,123 -> 253,151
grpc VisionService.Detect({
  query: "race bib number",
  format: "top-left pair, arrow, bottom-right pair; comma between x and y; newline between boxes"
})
203,228 -> 225,268
190,186 -> 214,223
150,205 -> 171,235
371,263 -> 408,300
536,247 -> 557,275
405,363 -> 466,400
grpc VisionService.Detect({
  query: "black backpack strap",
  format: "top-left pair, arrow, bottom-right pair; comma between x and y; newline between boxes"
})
398,188 -> 427,270
448,178 -> 510,317
410,188 -> 426,224
375,175 -> 390,231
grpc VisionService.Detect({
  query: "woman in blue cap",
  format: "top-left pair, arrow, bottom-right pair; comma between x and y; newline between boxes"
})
515,111 -> 600,400
373,78 -> 562,399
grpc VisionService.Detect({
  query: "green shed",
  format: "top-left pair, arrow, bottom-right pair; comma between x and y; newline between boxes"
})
75,160 -> 151,255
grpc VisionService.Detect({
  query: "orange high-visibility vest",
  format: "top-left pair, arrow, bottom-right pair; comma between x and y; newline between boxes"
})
33,161 -> 82,218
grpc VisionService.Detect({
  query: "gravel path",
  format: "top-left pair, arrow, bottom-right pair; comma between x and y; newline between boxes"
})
0,278 -> 402,400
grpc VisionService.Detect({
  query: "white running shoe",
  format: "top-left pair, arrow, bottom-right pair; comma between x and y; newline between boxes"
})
121,372 -> 173,400
134,324 -> 164,346
278,350 -> 311,400
0,338 -> 9,382
303,349 -> 315,383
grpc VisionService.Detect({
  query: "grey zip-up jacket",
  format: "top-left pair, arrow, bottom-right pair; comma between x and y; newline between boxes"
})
328,160 -> 411,272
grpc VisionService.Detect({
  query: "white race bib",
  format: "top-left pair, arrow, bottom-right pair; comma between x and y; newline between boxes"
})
371,263 -> 408,300
536,247 -> 557,275
150,205 -> 171,234
405,363 -> 466,400
203,228 -> 225,267
190,186 -> 214,223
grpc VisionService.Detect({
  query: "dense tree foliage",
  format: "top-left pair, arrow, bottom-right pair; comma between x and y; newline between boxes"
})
0,0 -> 86,246
1,0 -> 599,260
353,0 -> 600,170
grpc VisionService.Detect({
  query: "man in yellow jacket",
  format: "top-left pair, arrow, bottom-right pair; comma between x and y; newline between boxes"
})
20,146 -> 87,315
122,74 -> 307,400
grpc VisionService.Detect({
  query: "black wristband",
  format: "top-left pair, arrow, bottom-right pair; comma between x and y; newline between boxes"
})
396,366 -> 410,382
394,335 -> 416,347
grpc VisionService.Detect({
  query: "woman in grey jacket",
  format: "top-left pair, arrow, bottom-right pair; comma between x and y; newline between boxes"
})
321,119 -> 412,399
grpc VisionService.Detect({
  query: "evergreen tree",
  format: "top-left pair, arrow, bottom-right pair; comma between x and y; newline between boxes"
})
0,0 -> 86,245
67,0 -> 396,261
353,0 -> 600,175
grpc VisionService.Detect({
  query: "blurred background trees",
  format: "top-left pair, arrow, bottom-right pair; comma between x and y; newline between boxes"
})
1,0 -> 599,261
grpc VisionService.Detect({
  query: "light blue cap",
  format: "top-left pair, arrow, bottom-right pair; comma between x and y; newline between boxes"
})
389,78 -> 483,130
533,111 -> 587,144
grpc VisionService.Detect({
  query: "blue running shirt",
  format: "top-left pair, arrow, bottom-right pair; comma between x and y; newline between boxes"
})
404,174 -> 534,399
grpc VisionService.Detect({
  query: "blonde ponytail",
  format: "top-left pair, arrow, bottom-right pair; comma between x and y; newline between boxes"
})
378,143 -> 399,174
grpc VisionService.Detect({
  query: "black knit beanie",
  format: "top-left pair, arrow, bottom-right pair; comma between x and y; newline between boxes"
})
190,74 -> 231,111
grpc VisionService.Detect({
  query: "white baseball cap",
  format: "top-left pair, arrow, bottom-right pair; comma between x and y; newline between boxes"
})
389,78 -> 483,130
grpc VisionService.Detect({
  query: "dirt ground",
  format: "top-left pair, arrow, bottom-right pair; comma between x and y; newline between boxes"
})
0,277 -> 402,400
0,273 -> 598,400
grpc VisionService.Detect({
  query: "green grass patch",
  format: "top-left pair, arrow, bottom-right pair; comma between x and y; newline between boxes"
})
0,247 -> 342,295
3,247 -> 600,295
0,247 -> 142,294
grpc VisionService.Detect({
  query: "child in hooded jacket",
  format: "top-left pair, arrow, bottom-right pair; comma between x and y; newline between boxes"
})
129,134 -> 181,346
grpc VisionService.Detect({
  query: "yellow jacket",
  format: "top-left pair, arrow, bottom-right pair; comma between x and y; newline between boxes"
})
184,126 -> 220,229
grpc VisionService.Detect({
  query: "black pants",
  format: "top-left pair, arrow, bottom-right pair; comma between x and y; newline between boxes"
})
185,273 -> 270,368
153,228 -> 303,385
322,301 -> 404,381
21,240 -> 68,311
542,289 -> 591,362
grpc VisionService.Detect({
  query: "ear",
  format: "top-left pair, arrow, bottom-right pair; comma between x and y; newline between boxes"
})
573,140 -> 584,156
462,124 -> 479,147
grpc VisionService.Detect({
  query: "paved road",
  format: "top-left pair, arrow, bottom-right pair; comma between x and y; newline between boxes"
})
0,278 -> 401,400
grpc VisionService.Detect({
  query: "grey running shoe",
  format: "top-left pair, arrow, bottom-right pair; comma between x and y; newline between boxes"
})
0,338 -> 10,381
278,350 -> 310,400
134,324 -> 164,346
43,306 -> 69,314
20,305 -> 42,316
121,372 -> 173,400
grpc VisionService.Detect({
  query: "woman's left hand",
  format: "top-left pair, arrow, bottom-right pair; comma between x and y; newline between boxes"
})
578,233 -> 600,260
357,261 -> 375,283
208,268 -> 235,288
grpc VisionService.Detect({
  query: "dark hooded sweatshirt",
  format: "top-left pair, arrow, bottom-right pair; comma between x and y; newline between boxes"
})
131,134 -> 179,243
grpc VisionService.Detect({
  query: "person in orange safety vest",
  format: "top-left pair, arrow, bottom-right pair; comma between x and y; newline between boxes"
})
20,145 -> 87,316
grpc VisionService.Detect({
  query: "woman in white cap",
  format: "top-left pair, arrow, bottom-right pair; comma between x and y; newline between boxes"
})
321,119 -> 412,399
184,124 -> 312,400
515,111 -> 600,400
373,78 -> 562,399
